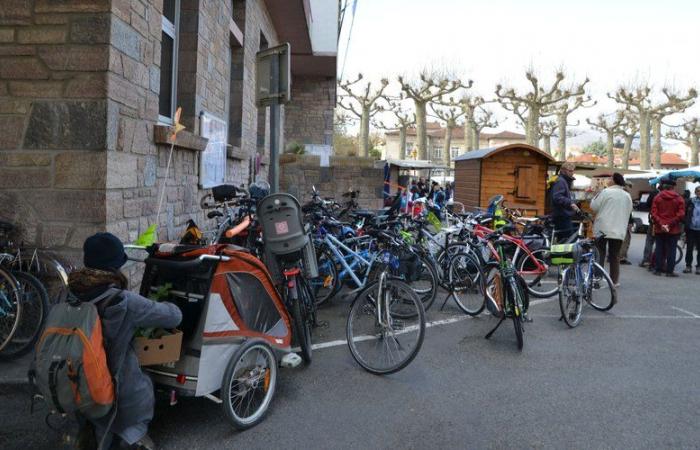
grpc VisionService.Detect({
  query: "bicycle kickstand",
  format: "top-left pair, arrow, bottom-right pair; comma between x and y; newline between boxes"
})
484,318 -> 505,340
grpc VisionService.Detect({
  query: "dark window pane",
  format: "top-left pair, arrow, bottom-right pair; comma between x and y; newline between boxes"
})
163,0 -> 176,23
159,32 -> 174,118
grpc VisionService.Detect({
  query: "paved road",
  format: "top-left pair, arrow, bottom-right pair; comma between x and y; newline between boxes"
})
2,235 -> 699,449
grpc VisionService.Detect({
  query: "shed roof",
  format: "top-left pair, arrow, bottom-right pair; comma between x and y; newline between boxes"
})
453,143 -> 556,162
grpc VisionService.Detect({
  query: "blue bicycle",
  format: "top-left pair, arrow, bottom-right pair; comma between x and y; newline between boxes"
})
556,238 -> 616,328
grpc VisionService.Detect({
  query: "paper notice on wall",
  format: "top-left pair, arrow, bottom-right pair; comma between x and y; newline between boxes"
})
305,144 -> 332,167
200,112 -> 227,188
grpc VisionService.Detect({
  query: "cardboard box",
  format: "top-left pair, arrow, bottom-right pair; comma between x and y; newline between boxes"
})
135,329 -> 183,367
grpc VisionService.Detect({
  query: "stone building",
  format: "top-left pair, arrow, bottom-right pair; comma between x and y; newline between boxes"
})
384,122 -> 526,167
0,0 -> 338,262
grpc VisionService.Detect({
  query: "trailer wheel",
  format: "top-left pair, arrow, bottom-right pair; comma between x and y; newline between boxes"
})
221,339 -> 278,430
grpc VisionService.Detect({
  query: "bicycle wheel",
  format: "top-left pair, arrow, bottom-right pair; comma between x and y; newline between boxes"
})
400,254 -> 438,311
558,267 -> 582,328
289,276 -> 313,364
221,339 -> 277,430
448,252 -> 486,316
0,271 -> 48,359
310,248 -> 338,306
0,268 -> 21,353
517,249 -> 559,298
508,278 -> 527,350
586,262 -> 616,311
346,278 -> 425,375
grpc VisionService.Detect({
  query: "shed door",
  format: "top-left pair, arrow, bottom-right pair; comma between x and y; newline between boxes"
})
515,165 -> 537,203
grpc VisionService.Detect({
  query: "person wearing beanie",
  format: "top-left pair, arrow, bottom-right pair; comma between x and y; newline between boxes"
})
590,173 -> 633,286
651,179 -> 686,276
68,233 -> 182,450
550,162 -> 581,242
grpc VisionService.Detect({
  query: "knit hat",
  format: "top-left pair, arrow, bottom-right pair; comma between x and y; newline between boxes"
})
83,232 -> 128,271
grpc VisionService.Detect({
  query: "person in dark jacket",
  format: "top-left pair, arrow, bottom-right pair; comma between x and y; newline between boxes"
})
651,180 -> 686,276
640,186 -> 659,267
683,186 -> 700,273
69,233 -> 182,450
550,162 -> 581,242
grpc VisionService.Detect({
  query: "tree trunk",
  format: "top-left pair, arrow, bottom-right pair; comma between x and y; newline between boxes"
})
557,111 -> 567,160
473,129 -> 481,150
398,127 -> 407,160
651,116 -> 662,169
606,132 -> 615,168
526,107 -> 540,146
639,110 -> 650,170
622,135 -> 633,170
359,107 -> 370,158
691,133 -> 699,167
463,119 -> 473,152
443,126 -> 452,167
542,135 -> 551,155
414,101 -> 427,160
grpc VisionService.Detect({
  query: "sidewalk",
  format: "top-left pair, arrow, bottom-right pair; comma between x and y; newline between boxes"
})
0,353 -> 32,385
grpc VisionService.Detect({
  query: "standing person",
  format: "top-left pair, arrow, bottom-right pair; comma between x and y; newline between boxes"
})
590,173 -> 633,287
640,186 -> 659,267
445,182 -> 453,201
683,186 -> 700,274
69,233 -> 182,449
619,181 -> 634,265
550,162 -> 581,242
651,180 -> 686,276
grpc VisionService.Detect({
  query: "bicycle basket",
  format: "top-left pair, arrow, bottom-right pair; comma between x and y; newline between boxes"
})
549,243 -> 584,265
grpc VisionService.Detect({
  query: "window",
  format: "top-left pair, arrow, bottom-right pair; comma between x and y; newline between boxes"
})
256,32 -> 269,154
515,165 -> 537,203
450,146 -> 461,160
432,147 -> 442,160
228,0 -> 245,148
159,0 -> 180,123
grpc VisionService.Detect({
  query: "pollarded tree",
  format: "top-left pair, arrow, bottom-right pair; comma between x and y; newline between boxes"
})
609,86 -> 697,169
454,95 -> 486,152
398,72 -> 465,160
472,107 -> 498,150
496,70 -> 589,146
666,118 -> 700,166
373,100 -> 416,160
538,120 -> 558,155
587,112 -> 626,168
615,113 -> 639,170
337,74 -> 390,157
544,90 -> 595,160
428,104 -> 465,166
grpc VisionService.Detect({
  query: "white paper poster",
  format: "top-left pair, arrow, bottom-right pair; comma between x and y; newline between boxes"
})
199,112 -> 227,188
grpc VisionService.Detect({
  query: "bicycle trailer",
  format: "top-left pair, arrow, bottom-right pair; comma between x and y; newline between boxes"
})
135,243 -> 294,429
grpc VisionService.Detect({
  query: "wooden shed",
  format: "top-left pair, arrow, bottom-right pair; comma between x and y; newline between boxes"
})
453,143 -> 556,216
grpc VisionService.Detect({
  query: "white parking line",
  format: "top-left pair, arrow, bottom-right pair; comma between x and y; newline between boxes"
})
533,313 -> 699,320
671,306 -> 700,318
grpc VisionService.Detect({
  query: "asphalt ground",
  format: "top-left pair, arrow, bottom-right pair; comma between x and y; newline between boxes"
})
2,234 -> 699,449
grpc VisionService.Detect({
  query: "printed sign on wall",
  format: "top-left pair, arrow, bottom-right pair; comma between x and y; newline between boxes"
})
200,112 -> 227,188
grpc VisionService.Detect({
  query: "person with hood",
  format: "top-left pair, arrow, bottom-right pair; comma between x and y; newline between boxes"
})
651,180 -> 686,276
683,186 -> 700,274
550,162 -> 581,242
590,173 -> 633,286
68,233 -> 182,449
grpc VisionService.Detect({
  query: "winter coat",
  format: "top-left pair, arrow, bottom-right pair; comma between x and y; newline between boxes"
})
68,268 -> 182,445
685,197 -> 700,231
651,189 -> 686,235
590,185 -> 633,240
550,173 -> 576,217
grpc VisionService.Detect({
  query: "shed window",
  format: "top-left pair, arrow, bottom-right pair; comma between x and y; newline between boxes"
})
515,165 -> 537,202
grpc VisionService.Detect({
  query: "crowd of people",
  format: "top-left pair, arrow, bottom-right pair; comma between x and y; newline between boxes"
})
552,161 -> 700,286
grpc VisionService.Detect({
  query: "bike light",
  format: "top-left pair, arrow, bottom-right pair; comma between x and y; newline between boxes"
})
176,374 -> 187,384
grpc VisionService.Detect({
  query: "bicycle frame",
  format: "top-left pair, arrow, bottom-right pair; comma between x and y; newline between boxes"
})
321,232 -> 378,289
474,224 -> 548,277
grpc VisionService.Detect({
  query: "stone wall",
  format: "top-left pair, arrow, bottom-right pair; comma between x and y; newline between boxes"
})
285,75 -> 335,148
0,1 -> 112,261
0,0 -> 286,266
280,154 -> 384,209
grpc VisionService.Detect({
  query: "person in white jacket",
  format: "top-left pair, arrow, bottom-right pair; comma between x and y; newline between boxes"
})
590,173 -> 633,286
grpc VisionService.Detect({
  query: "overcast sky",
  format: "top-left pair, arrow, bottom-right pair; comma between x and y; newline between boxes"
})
338,0 -> 700,135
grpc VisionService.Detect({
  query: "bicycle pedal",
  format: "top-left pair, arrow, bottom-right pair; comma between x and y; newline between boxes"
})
280,352 -> 302,369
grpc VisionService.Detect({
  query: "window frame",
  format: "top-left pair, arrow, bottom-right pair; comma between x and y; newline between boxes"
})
158,0 -> 180,125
